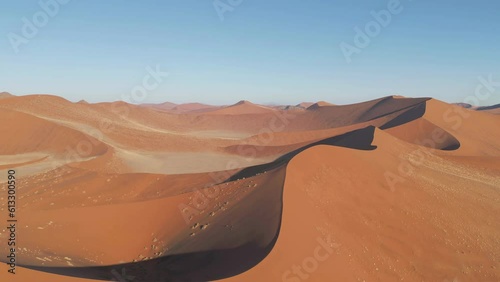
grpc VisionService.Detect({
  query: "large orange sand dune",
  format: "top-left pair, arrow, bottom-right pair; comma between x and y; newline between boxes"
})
0,95 -> 499,281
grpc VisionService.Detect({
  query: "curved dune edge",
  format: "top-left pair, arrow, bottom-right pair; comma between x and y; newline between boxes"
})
221,129 -> 500,282
3,162 -> 285,281
3,127 -> 376,281
0,108 -> 108,157
0,155 -> 49,170
6,127 -> 500,281
383,117 -> 461,151
1,96 -> 500,281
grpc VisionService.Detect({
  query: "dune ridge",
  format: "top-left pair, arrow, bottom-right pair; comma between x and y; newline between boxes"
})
1,95 -> 499,281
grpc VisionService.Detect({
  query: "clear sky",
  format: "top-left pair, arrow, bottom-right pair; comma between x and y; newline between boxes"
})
0,0 -> 499,106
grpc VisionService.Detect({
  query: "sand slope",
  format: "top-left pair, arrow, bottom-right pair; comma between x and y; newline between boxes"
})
1,95 -> 499,281
222,129 -> 500,281
204,100 -> 277,115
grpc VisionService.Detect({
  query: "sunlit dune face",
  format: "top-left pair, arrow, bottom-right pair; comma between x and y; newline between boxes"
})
0,95 -> 499,282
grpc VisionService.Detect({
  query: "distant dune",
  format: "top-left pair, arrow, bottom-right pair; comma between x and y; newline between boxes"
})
454,102 -> 500,115
140,102 -> 219,113
203,100 -> 277,115
477,104 -> 500,115
307,100 -> 335,110
0,91 -> 14,99
140,101 -> 177,111
296,102 -> 314,108
171,102 -> 219,113
1,95 -> 499,282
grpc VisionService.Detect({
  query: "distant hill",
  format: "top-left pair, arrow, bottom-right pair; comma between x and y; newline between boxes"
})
0,92 -> 14,99
454,102 -> 500,114
307,101 -> 335,110
203,100 -> 276,115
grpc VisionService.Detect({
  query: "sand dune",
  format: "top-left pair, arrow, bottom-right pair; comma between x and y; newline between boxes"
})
477,104 -> 500,115
0,92 -> 14,99
477,104 -> 500,111
204,100 -> 277,115
307,101 -> 335,109
297,102 -> 314,109
226,129 -> 500,281
423,99 -> 500,156
454,102 -> 500,115
1,95 -> 499,282
140,101 -> 178,111
171,103 -> 219,113
0,108 -> 107,156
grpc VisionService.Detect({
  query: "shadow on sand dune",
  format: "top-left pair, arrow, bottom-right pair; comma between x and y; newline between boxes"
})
23,126 -> 378,282
227,126 -> 377,182
477,104 -> 500,111
26,239 -> 279,281
380,102 -> 461,151
380,102 -> 427,130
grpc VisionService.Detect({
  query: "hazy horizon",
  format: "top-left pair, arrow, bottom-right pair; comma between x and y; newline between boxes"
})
1,1 -> 500,106
4,92 -> 500,108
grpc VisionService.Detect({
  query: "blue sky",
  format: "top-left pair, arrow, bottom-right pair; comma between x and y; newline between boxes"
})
0,0 -> 499,105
